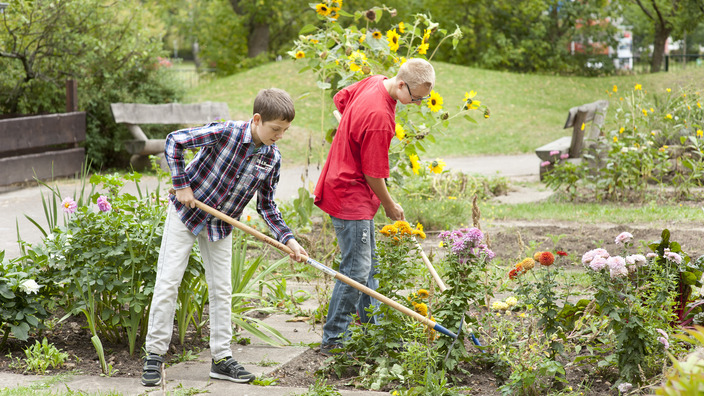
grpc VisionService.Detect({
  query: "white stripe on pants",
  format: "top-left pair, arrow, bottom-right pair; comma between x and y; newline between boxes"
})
146,204 -> 233,360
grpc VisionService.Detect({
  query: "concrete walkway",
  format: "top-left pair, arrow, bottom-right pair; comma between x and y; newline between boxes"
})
0,154 -> 549,395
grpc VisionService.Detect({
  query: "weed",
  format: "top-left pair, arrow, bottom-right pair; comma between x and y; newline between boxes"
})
8,338 -> 68,374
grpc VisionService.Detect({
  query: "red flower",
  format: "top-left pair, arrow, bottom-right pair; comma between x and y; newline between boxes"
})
508,268 -> 521,279
539,252 -> 555,266
556,251 -> 568,256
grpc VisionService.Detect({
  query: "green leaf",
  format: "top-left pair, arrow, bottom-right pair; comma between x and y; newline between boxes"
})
298,24 -> 317,35
464,115 -> 477,124
10,323 -> 29,341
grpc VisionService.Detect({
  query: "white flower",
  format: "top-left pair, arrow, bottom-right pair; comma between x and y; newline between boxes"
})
664,249 -> 683,264
19,279 -> 41,294
618,382 -> 632,393
626,254 -> 647,266
606,256 -> 626,270
615,232 -> 633,244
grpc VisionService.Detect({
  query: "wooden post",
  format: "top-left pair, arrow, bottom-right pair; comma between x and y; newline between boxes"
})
568,110 -> 588,159
66,79 -> 78,113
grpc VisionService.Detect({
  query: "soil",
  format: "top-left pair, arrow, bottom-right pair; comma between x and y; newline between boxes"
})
2,219 -> 704,395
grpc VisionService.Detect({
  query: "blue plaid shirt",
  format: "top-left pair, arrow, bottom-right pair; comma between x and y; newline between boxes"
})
165,120 -> 293,244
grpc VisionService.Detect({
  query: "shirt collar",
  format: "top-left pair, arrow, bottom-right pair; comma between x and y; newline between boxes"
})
244,119 -> 272,155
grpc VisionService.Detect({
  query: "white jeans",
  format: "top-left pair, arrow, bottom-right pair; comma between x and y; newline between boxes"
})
146,204 -> 233,360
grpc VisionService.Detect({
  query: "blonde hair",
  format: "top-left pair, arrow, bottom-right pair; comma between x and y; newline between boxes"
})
396,58 -> 435,92
253,88 -> 295,122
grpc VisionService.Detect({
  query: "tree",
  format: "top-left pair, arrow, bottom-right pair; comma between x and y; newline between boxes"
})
0,0 -> 181,167
621,0 -> 704,72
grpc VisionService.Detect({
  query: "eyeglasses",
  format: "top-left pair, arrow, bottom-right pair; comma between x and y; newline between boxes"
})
405,82 -> 430,102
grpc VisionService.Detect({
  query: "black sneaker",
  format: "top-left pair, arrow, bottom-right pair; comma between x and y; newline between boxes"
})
141,353 -> 164,387
210,357 -> 255,383
319,344 -> 344,357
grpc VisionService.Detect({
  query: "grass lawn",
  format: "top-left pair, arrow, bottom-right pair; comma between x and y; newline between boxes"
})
185,60 -> 704,164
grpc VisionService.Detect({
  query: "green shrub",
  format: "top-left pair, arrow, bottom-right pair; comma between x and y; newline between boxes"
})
8,338 -> 69,374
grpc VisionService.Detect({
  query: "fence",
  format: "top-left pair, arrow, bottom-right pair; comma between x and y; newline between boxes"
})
166,67 -> 217,89
613,54 -> 704,73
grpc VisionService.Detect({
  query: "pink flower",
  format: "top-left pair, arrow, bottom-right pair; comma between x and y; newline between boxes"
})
606,256 -> 626,270
658,337 -> 670,349
540,160 -> 551,167
61,197 -> 77,214
560,153 -> 569,160
646,252 -> 658,259
549,150 -> 560,156
582,248 -> 610,265
615,232 -> 633,244
589,256 -> 607,271
610,265 -> 628,278
97,195 -> 112,212
626,254 -> 647,266
664,249 -> 682,264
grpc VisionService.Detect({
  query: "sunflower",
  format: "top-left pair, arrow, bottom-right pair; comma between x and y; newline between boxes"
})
372,30 -> 382,40
329,7 -> 340,19
386,29 -> 400,52
315,3 -> 331,16
418,42 -> 429,55
412,229 -> 426,239
398,22 -> 405,33
429,159 -> 445,174
409,154 -> 421,174
427,90 -> 443,112
422,29 -> 430,44
464,90 -> 480,110
295,51 -> 305,59
395,123 -> 405,140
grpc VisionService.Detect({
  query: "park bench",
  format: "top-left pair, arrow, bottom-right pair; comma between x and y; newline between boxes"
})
110,102 -> 230,169
535,100 -> 609,180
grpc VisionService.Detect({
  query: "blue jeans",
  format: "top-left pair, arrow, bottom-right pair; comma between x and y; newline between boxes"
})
322,216 -> 380,346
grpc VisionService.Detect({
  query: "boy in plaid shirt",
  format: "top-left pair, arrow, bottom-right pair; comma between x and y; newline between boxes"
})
142,88 -> 307,386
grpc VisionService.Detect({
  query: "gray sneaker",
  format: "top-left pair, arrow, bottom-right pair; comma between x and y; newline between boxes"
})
210,357 -> 255,383
141,353 -> 164,387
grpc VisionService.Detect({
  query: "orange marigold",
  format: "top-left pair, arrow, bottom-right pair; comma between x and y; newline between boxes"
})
538,251 -> 555,266
521,258 -> 535,270
533,251 -> 542,261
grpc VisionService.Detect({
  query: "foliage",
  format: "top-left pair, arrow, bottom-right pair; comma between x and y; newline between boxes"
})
544,85 -> 704,201
578,229 -> 694,385
0,0 -> 183,168
7,338 -> 69,374
656,325 -> 704,396
289,2 -> 488,189
296,377 -> 341,396
424,0 -> 618,75
435,226 -> 495,372
0,253 -> 51,347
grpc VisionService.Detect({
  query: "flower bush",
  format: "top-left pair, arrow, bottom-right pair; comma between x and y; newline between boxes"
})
544,85 -> 704,201
289,2 -> 489,190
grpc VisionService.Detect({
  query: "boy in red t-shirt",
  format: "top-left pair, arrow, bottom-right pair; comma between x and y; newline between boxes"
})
314,58 -> 436,355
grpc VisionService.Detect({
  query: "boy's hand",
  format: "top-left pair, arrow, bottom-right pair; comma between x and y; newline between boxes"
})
286,239 -> 308,263
175,187 -> 196,209
383,202 -> 405,221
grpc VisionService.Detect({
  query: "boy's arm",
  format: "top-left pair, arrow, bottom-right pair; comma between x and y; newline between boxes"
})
256,161 -> 294,243
165,122 -> 225,189
364,175 -> 404,221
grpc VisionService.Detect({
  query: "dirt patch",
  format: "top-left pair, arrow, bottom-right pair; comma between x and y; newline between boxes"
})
1,220 -> 703,394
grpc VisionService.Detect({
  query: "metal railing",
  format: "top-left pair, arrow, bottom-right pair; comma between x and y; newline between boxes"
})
613,54 -> 704,73
165,68 -> 217,89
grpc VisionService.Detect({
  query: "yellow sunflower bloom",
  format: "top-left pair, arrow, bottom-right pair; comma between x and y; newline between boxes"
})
619,127 -> 625,134
429,159 -> 446,174
412,229 -> 426,239
464,91 -> 480,110
399,56 -> 407,65
359,34 -> 366,44
295,51 -> 305,59
398,21 -> 405,33
372,30 -> 382,39
329,7 -> 340,19
418,42 -> 429,55
642,108 -> 648,116
427,90 -> 443,112
395,123 -> 405,140
613,136 -> 618,143
349,62 -> 361,72
698,101 -> 702,109
422,29 -> 430,44
386,29 -> 400,52
315,3 -> 331,16
409,154 -> 421,175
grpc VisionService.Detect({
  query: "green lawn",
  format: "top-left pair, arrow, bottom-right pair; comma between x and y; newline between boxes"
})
185,60 -> 704,165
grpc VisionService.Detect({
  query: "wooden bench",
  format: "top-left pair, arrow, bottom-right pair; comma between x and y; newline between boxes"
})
0,112 -> 86,186
535,100 -> 609,180
110,102 -> 230,169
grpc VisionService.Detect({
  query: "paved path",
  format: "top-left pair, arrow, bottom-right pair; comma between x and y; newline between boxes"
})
0,154 -> 549,395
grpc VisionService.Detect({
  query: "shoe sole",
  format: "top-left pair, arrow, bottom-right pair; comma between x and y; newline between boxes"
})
209,372 -> 255,383
141,378 -> 161,387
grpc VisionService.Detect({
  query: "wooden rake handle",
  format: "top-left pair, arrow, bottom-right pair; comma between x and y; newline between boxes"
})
167,188 -> 457,338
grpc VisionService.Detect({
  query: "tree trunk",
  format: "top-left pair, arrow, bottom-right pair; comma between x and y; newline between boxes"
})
651,25 -> 671,73
247,23 -> 269,58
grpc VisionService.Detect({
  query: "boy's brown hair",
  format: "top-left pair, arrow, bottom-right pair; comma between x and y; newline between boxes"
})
396,58 -> 435,92
253,88 -> 295,122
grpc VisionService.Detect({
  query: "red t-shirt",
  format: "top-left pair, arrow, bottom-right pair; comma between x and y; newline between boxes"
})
314,75 -> 397,220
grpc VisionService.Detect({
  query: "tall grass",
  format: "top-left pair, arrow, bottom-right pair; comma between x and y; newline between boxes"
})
185,60 -> 704,165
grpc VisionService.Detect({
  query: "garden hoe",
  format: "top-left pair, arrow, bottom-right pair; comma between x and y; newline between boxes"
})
168,189 -> 460,339
333,110 -> 448,293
